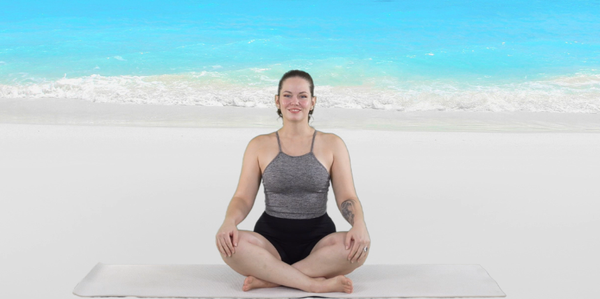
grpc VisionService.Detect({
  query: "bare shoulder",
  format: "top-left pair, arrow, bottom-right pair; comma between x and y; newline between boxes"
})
319,131 -> 347,148
244,132 -> 280,170
246,132 -> 275,152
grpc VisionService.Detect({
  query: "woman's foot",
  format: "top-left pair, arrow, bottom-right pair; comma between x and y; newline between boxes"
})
313,275 -> 353,294
242,276 -> 327,292
242,276 -> 278,291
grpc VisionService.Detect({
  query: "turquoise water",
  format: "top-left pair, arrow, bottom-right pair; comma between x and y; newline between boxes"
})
1,0 -> 599,112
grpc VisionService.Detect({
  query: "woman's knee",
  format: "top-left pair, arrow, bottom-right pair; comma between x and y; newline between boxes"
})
230,231 -> 259,253
316,232 -> 345,249
223,231 -> 281,260
356,250 -> 368,265
312,232 -> 350,258
219,231 -> 250,259
331,232 -> 368,265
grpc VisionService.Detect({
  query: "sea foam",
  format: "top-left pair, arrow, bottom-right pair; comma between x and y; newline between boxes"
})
1,73 -> 599,113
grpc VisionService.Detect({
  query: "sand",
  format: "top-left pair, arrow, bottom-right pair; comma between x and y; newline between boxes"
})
1,98 -> 599,299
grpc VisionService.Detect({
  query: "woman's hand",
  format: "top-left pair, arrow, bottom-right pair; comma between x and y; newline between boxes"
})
344,222 -> 371,263
216,220 -> 239,257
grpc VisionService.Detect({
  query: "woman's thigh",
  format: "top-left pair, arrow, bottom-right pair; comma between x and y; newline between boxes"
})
308,231 -> 347,255
238,230 -> 282,261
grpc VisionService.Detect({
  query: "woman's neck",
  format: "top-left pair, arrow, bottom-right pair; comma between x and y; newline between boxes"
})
278,122 -> 314,138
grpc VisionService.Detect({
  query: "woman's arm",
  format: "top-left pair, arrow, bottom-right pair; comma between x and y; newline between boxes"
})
223,136 -> 263,225
216,136 -> 263,256
329,133 -> 370,262
223,197 -> 254,226
340,198 -> 365,227
329,134 -> 365,227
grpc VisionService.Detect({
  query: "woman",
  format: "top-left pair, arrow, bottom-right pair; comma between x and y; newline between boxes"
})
215,70 -> 370,294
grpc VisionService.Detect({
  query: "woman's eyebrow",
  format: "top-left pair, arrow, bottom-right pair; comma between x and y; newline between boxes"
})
283,90 -> 308,94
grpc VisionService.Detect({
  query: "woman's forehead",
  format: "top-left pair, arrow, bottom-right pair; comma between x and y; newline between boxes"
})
281,77 -> 311,92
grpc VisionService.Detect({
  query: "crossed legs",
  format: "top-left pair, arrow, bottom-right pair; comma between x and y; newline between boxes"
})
219,230 -> 367,293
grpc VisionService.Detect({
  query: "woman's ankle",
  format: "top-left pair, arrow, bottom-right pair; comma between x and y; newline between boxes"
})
308,277 -> 323,293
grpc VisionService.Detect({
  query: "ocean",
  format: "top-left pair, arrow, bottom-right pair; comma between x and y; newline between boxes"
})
1,0 -> 599,112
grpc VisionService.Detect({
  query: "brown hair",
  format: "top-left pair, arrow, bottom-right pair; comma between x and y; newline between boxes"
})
276,70 -> 315,123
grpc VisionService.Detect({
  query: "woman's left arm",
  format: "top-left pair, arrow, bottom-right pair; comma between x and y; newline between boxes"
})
329,134 -> 371,263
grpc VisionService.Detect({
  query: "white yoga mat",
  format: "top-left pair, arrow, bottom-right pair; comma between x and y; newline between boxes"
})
73,263 -> 505,298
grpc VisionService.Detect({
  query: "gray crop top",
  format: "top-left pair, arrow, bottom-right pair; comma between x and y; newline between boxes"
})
262,130 -> 331,219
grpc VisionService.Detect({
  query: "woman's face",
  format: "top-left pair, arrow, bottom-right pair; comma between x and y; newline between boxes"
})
276,76 -> 315,122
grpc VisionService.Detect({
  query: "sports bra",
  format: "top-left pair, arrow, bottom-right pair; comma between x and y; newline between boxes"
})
262,130 -> 331,219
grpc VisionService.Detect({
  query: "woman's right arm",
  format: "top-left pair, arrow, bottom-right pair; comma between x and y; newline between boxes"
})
216,136 -> 263,257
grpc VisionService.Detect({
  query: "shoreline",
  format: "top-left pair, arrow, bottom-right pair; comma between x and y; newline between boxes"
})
1,97 -> 599,132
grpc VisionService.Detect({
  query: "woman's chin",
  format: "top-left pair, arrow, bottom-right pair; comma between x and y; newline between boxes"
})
285,115 -> 307,122
285,111 -> 305,118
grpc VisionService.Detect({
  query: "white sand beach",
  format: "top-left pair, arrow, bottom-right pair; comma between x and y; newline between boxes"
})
1,98 -> 599,299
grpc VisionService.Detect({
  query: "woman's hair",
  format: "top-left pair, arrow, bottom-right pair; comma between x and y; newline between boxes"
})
277,70 -> 315,123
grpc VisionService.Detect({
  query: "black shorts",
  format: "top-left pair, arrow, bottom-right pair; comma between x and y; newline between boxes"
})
253,211 -> 337,265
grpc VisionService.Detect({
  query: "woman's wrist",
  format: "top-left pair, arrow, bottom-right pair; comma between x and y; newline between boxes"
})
352,219 -> 366,228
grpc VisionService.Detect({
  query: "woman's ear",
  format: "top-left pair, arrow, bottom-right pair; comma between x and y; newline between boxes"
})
275,95 -> 279,108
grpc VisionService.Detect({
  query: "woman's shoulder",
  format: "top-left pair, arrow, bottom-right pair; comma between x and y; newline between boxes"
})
317,130 -> 344,142
316,130 -> 347,151
246,132 -> 277,151
253,131 -> 278,142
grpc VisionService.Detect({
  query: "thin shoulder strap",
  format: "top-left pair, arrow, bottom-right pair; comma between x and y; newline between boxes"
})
275,131 -> 282,152
310,130 -> 317,153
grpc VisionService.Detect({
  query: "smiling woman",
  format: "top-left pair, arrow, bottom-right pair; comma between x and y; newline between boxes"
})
215,70 -> 371,293
276,70 -> 316,123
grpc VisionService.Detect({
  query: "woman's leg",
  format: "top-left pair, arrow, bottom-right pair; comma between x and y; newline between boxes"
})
220,230 -> 352,293
293,231 -> 368,278
242,232 -> 367,290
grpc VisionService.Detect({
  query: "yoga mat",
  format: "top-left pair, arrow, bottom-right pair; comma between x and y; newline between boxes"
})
73,263 -> 505,298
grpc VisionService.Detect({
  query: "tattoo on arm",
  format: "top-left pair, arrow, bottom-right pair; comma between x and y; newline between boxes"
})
341,199 -> 355,225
